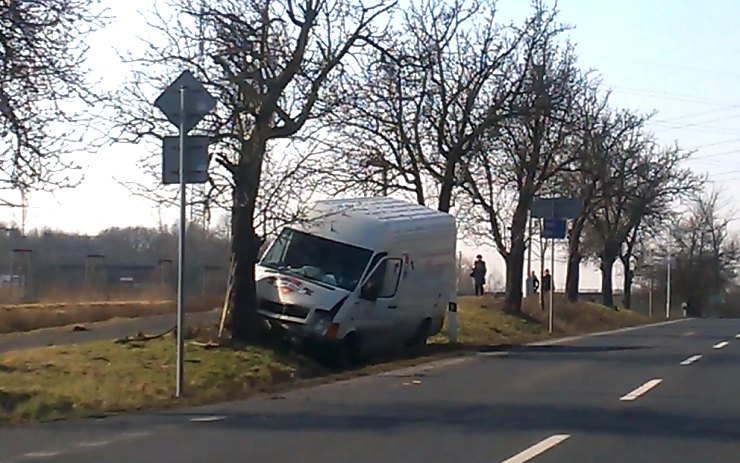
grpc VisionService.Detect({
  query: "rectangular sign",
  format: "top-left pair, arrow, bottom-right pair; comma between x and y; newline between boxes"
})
161,135 -> 211,184
542,218 -> 567,239
531,197 -> 582,219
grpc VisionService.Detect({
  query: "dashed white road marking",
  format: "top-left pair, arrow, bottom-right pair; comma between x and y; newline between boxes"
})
74,441 -> 110,448
713,341 -> 729,349
189,415 -> 226,423
117,431 -> 152,439
680,355 -> 702,366
620,379 -> 663,402
20,451 -> 59,459
500,434 -> 571,463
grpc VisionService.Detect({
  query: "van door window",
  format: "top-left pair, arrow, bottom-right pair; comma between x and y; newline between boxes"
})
361,252 -> 387,281
379,258 -> 403,298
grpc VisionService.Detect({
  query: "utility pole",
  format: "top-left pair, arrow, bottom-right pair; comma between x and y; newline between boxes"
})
526,215 -> 533,292
648,248 -> 653,317
666,240 -> 672,319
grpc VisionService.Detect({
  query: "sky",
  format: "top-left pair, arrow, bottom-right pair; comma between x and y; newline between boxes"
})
5,0 -> 740,291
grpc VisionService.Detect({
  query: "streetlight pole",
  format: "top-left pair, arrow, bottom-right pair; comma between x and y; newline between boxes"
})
666,236 -> 672,319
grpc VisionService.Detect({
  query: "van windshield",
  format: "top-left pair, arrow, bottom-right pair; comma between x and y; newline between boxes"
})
260,228 -> 373,292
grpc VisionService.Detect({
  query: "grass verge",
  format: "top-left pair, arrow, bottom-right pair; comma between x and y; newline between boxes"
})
0,296 -> 220,335
0,294 -> 655,425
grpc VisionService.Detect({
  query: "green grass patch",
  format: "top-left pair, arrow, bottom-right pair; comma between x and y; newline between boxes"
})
0,294 -> 654,425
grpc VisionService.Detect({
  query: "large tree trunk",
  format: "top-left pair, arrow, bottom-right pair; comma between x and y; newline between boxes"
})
565,217 -> 586,302
600,251 -> 618,308
437,161 -> 456,212
620,255 -> 633,309
228,141 -> 268,343
504,199 -> 530,313
565,253 -> 581,302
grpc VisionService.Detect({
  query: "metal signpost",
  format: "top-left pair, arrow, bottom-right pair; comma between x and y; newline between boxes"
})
531,197 -> 582,334
154,70 -> 216,398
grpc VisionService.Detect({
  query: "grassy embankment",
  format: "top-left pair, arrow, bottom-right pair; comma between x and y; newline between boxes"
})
0,294 -> 654,425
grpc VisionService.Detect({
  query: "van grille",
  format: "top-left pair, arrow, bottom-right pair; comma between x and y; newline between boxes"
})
259,299 -> 311,319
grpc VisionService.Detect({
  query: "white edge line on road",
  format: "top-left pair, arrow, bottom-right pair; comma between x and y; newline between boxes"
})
20,451 -> 59,458
189,415 -> 226,423
680,355 -> 702,366
713,341 -> 729,349
527,318 -> 690,347
620,378 -> 663,402
500,434 -> 571,463
74,441 -> 110,448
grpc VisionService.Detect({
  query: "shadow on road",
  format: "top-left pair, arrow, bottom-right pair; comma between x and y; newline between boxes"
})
157,401 -> 740,443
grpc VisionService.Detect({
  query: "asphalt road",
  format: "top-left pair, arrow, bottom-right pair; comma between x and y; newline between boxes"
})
1,317 -> 739,462
0,310 -> 219,353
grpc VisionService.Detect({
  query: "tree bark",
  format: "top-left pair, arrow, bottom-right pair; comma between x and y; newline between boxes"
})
228,140 -> 268,343
620,255 -> 633,309
565,217 -> 585,302
437,159 -> 457,212
600,251 -> 617,308
503,198 -> 530,312
565,253 -> 581,302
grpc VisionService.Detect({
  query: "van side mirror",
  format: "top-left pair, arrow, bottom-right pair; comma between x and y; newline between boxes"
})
360,282 -> 379,302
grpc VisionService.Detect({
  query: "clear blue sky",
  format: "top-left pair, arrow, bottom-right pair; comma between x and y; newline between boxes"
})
7,0 -> 740,290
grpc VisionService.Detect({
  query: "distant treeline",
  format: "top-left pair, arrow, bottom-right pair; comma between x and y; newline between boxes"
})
0,223 -> 231,301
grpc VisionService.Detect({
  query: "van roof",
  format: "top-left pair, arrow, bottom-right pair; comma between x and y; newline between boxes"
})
297,197 -> 456,250
313,196 -> 454,223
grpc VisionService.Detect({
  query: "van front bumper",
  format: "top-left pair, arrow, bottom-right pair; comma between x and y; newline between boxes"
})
261,314 -> 342,352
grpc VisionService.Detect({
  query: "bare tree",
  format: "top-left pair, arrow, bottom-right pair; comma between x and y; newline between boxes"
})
0,0 -> 107,204
110,0 -> 394,342
459,7 -> 593,313
643,189 -> 739,316
560,106 -> 652,302
586,136 -> 701,307
326,0 -> 534,211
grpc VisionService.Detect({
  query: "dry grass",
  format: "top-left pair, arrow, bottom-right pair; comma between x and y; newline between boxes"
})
0,286 -> 177,305
0,293 -> 655,425
0,295 -> 222,334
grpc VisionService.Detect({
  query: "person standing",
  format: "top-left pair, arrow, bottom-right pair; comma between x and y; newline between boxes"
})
541,269 -> 552,295
526,271 -> 539,297
470,255 -> 487,296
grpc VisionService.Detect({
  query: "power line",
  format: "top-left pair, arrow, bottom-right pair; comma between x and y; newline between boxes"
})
651,105 -> 740,124
609,85 -> 732,107
598,55 -> 740,80
650,112 -> 740,131
688,149 -> 740,161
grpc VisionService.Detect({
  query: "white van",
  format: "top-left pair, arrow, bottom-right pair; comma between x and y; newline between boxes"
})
255,197 -> 457,363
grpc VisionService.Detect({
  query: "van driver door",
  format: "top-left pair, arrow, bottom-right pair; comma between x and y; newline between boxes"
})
358,257 -> 404,352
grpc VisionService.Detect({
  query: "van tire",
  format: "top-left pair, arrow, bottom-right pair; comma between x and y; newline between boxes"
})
407,318 -> 431,349
333,332 -> 361,370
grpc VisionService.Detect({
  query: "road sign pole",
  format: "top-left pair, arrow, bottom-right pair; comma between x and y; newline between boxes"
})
549,237 -> 554,334
176,85 -> 187,398
154,70 -> 216,399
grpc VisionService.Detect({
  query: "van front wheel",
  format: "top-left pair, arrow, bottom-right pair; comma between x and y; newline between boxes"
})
333,333 -> 361,370
407,318 -> 431,349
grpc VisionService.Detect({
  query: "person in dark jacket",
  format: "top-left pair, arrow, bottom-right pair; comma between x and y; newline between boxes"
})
470,255 -> 487,296
541,269 -> 552,294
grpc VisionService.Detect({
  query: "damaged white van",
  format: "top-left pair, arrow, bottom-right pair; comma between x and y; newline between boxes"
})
255,196 -> 457,364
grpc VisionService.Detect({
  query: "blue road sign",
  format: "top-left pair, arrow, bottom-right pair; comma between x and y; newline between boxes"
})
531,197 -> 582,219
542,218 -> 567,239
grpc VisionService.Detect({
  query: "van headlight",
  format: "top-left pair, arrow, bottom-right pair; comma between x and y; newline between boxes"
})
311,311 -> 333,335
